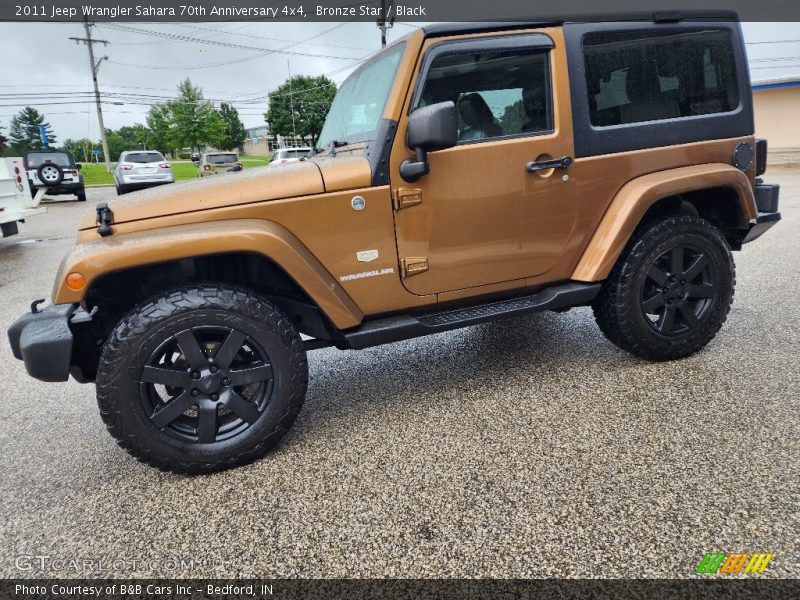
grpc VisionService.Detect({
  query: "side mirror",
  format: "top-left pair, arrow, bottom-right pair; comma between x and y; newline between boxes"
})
75,164 -> 82,170
400,101 -> 457,183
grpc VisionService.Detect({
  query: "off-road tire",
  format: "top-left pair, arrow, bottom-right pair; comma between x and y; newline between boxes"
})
115,183 -> 127,195
592,215 -> 735,361
76,191 -> 86,202
96,284 -> 308,474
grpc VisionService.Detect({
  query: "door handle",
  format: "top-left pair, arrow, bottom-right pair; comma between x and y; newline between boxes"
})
526,156 -> 573,173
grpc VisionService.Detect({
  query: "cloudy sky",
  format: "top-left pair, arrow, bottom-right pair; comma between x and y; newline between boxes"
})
0,21 -> 797,142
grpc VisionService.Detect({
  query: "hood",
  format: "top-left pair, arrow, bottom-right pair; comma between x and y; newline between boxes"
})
79,156 -> 372,230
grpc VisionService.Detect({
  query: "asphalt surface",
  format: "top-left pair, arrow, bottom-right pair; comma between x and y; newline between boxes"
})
0,172 -> 797,579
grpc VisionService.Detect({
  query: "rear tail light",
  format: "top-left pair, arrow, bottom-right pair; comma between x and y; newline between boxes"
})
159,162 -> 171,169
203,164 -> 211,171
16,176 -> 22,183
755,139 -> 768,176
71,170 -> 78,176
14,167 -> 19,175
121,164 -> 133,170
281,160 -> 288,163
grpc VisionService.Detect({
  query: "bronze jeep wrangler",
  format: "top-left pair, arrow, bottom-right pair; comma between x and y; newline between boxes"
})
8,12 -> 781,473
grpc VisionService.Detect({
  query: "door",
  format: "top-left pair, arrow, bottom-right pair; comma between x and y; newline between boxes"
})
392,31 -> 578,296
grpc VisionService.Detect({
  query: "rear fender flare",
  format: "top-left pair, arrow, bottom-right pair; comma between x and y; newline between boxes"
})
571,163 -> 756,282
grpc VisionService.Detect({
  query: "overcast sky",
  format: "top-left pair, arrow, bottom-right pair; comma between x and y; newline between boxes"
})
0,21 -> 797,142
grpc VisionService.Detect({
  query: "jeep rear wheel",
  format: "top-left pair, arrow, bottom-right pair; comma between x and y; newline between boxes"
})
96,285 -> 308,474
592,215 -> 735,361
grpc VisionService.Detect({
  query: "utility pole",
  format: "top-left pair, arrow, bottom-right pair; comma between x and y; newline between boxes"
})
377,0 -> 395,47
287,59 -> 296,143
70,17 -> 112,172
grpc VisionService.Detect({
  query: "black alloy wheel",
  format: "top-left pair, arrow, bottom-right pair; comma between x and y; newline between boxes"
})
640,243 -> 717,336
140,326 -> 274,444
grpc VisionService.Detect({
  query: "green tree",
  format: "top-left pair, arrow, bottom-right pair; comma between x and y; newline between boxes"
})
217,103 -> 247,151
265,75 -> 336,147
117,124 -> 150,150
145,105 -> 172,155
0,125 -> 7,155
9,107 -> 56,153
104,129 -> 126,162
169,78 -> 225,151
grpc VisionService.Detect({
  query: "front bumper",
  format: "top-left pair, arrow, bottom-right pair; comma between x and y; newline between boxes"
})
743,182 -> 781,244
8,304 -> 75,382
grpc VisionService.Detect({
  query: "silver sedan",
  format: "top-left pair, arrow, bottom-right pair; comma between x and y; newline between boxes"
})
113,151 -> 175,195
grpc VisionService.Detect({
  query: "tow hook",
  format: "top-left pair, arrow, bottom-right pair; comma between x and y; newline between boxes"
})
30,299 -> 45,314
96,202 -> 114,237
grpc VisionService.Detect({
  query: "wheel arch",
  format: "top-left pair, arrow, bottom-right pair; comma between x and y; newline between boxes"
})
572,164 -> 756,282
53,219 -> 364,330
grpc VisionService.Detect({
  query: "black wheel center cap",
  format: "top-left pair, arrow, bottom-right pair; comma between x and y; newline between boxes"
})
197,373 -> 222,394
663,279 -> 684,300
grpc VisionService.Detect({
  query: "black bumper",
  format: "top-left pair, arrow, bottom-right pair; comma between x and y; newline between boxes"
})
8,304 -> 75,382
743,183 -> 781,244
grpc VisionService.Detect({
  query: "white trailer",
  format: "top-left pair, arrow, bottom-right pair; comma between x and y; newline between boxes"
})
1,156 -> 46,237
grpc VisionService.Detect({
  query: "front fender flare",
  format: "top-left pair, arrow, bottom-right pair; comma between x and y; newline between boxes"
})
571,163 -> 756,282
52,219 -> 364,329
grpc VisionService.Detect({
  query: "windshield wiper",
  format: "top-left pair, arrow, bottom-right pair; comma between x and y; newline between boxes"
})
309,139 -> 349,158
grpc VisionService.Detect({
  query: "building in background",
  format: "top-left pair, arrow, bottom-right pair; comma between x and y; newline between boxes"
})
752,77 -> 800,165
242,124 -> 309,156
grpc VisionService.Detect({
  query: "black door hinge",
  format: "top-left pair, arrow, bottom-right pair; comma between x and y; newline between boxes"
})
96,202 -> 114,237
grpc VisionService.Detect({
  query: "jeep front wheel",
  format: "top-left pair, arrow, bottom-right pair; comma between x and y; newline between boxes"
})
592,215 -> 735,361
96,285 -> 308,473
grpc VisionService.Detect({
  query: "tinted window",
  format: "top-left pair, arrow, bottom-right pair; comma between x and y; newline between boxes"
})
583,29 -> 740,127
207,154 -> 238,164
124,152 -> 165,163
26,152 -> 72,167
419,47 -> 552,143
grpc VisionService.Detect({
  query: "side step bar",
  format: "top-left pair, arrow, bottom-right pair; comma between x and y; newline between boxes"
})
342,282 -> 601,350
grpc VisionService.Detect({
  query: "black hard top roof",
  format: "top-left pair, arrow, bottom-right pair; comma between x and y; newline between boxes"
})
421,11 -> 738,38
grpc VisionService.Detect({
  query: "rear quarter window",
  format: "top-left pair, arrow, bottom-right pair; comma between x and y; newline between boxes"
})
124,152 -> 165,163
583,28 -> 740,127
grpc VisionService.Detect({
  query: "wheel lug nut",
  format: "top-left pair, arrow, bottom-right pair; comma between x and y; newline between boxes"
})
191,371 -> 200,380
209,365 -> 219,374
190,388 -> 200,397
222,378 -> 231,386
210,393 -> 219,401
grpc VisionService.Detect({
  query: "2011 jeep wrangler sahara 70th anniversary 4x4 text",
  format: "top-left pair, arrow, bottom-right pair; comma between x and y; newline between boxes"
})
8,13 -> 781,473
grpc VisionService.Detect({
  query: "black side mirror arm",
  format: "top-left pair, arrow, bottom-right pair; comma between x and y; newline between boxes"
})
399,147 -> 430,183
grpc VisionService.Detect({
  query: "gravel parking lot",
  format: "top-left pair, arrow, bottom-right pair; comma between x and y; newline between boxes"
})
1,171 -> 797,579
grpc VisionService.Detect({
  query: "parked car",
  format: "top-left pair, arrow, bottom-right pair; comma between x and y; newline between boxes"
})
24,150 -> 85,202
190,152 -> 200,163
9,12 -> 781,474
114,151 -> 175,195
198,152 -> 243,177
268,147 -> 313,166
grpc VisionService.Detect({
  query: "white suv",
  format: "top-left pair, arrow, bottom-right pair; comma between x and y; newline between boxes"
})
114,151 -> 175,195
268,147 -> 313,166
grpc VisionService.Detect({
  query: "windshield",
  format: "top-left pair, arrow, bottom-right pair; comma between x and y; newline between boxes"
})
207,154 -> 238,164
317,42 -> 405,148
26,152 -> 72,168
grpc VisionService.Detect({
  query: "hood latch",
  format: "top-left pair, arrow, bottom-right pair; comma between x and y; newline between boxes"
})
96,203 -> 114,237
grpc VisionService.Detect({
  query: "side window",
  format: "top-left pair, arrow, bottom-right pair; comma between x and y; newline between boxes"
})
418,47 -> 553,143
583,29 -> 740,126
